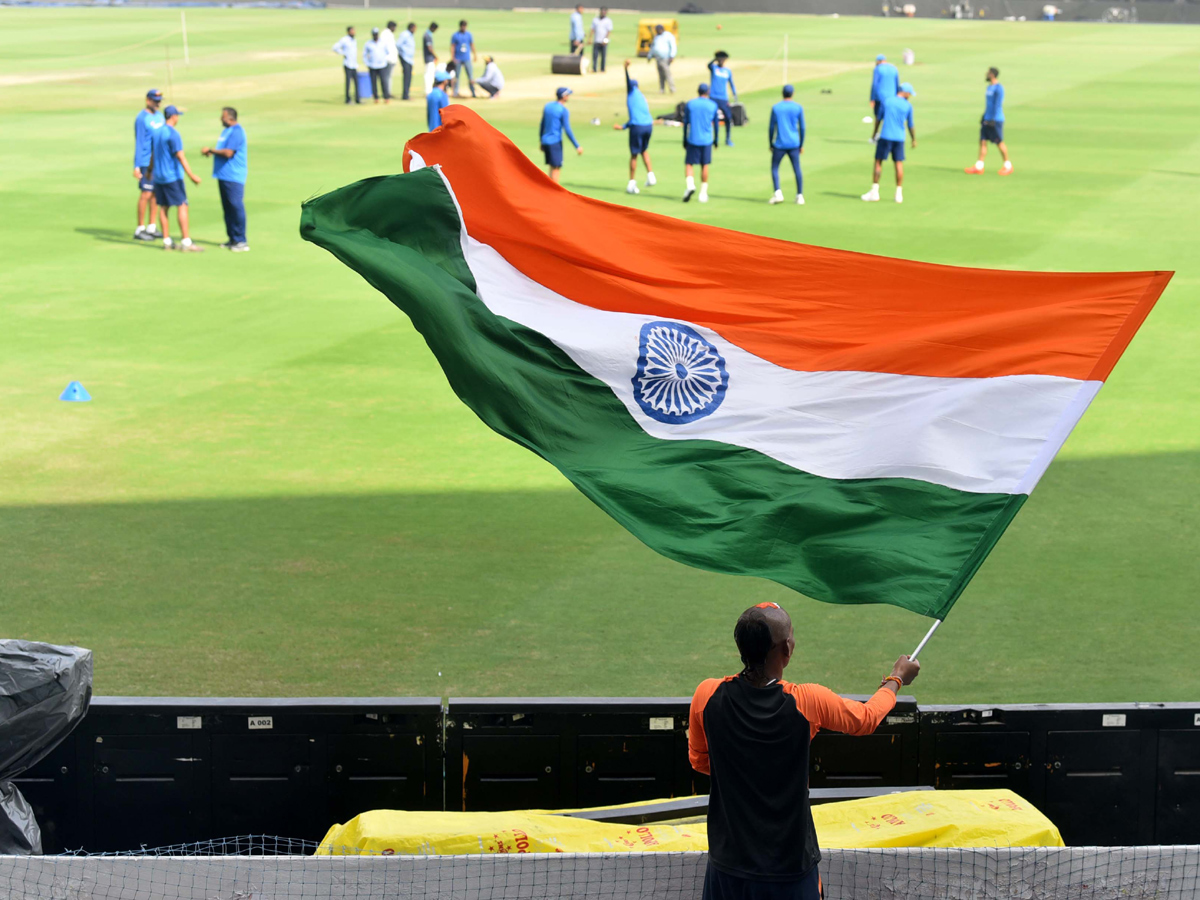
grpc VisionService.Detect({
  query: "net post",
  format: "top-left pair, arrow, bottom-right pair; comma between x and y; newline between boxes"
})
181,11 -> 189,65
782,34 -> 788,84
910,618 -> 942,663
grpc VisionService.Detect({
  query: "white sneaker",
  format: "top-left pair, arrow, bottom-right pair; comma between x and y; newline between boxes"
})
645,172 -> 657,187
796,194 -> 805,205
895,188 -> 904,204
768,190 -> 784,205
626,180 -> 640,195
698,188 -> 709,203
683,188 -> 695,203
861,189 -> 880,202
162,237 -> 175,249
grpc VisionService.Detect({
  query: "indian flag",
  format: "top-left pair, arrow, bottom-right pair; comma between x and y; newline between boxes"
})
299,107 -> 1170,620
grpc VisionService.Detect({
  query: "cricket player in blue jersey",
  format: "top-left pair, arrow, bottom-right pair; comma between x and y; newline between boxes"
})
863,83 -> 915,204
768,85 -> 805,206
426,71 -> 450,131
540,87 -> 582,183
201,107 -> 249,251
613,60 -> 656,194
682,83 -> 719,203
149,106 -> 203,251
133,89 -> 165,241
869,54 -> 899,142
707,51 -> 738,147
966,67 -> 1013,175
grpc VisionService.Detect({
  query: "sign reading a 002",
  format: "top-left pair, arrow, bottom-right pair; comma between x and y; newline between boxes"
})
248,716 -> 274,730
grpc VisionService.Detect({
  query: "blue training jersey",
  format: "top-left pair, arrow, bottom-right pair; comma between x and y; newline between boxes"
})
540,101 -> 579,147
134,108 -> 164,168
427,89 -> 449,131
149,123 -> 184,184
769,100 -> 805,150
450,31 -> 473,62
871,62 -> 899,102
212,123 -> 248,183
624,70 -> 653,127
707,62 -> 735,101
878,95 -> 913,142
984,82 -> 1005,122
684,96 -> 719,146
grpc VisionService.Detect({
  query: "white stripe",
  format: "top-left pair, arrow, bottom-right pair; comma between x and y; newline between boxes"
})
431,168 -> 1099,496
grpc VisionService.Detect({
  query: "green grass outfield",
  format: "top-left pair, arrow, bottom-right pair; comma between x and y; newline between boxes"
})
1,8 -> 1198,701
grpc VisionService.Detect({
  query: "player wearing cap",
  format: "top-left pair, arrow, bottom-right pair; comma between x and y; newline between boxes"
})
427,70 -> 450,131
133,89 -> 165,241
707,52 -> 738,147
966,67 -> 1013,176
539,87 -> 582,184
862,82 -> 915,204
613,60 -> 656,194
682,83 -> 719,203
149,105 -> 203,252
869,54 -> 899,143
768,84 -> 805,205
690,602 -> 920,900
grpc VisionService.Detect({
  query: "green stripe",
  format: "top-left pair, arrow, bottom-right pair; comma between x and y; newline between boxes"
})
300,169 -> 1025,619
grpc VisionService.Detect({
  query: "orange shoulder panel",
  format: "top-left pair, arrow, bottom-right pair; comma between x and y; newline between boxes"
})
688,676 -> 733,775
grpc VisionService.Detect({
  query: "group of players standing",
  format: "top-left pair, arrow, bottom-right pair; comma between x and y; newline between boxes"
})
529,49 -> 1013,206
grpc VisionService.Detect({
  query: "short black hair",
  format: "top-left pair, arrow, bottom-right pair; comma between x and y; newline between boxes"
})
222,106 -> 238,120
386,20 -> 396,28
429,21 -> 439,30
734,608 -> 775,671
714,50 -> 729,59
459,18 -> 468,26
989,66 -> 1000,78
407,21 -> 415,28
346,25 -> 354,33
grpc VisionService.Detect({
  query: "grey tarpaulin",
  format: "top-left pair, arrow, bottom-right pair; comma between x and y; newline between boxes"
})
0,641 -> 92,854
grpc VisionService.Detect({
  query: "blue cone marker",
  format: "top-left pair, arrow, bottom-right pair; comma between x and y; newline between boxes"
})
59,381 -> 91,402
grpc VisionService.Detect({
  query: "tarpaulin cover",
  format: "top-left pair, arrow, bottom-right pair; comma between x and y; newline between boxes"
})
0,641 -> 93,854
316,789 -> 1062,855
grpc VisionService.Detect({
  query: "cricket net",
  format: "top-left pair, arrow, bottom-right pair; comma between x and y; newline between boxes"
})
1,838 -> 1198,899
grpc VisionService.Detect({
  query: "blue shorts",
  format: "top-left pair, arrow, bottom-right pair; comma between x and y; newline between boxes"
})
714,97 -> 732,127
684,142 -> 712,166
873,100 -> 883,120
980,120 -> 1004,143
875,138 -> 905,162
628,124 -> 653,156
139,168 -> 154,192
541,141 -> 564,168
153,179 -> 187,207
702,864 -> 820,900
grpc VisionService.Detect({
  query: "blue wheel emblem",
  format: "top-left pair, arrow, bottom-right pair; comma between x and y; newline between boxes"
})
632,321 -> 729,424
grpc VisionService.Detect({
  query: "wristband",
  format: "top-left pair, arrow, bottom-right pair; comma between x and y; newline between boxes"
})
881,675 -> 903,690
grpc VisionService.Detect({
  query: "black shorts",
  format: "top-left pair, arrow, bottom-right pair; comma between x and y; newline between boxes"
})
980,120 -> 1004,143
702,864 -> 821,900
628,124 -> 652,156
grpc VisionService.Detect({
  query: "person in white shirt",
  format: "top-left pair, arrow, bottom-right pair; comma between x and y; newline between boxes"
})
569,4 -> 585,53
649,24 -> 676,94
332,26 -> 360,104
379,21 -> 399,101
396,22 -> 416,100
589,8 -> 613,73
476,56 -> 505,98
364,28 -> 390,103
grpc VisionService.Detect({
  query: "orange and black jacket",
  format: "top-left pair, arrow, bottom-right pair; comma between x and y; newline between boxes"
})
689,675 -> 897,881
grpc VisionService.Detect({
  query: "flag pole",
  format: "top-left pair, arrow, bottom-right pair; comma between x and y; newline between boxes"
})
910,618 -> 942,663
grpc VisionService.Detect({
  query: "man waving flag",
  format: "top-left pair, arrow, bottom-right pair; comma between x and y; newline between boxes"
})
300,108 -> 1169,621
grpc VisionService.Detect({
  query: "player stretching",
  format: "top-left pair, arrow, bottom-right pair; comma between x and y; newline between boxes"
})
682,83 -> 719,203
707,51 -> 738,147
614,60 -> 656,194
539,87 -> 582,184
862,82 -> 915,204
768,84 -> 805,205
133,89 -> 164,241
966,67 -> 1012,175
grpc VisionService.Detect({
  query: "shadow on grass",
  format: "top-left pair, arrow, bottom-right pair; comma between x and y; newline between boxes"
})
75,227 -> 223,249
